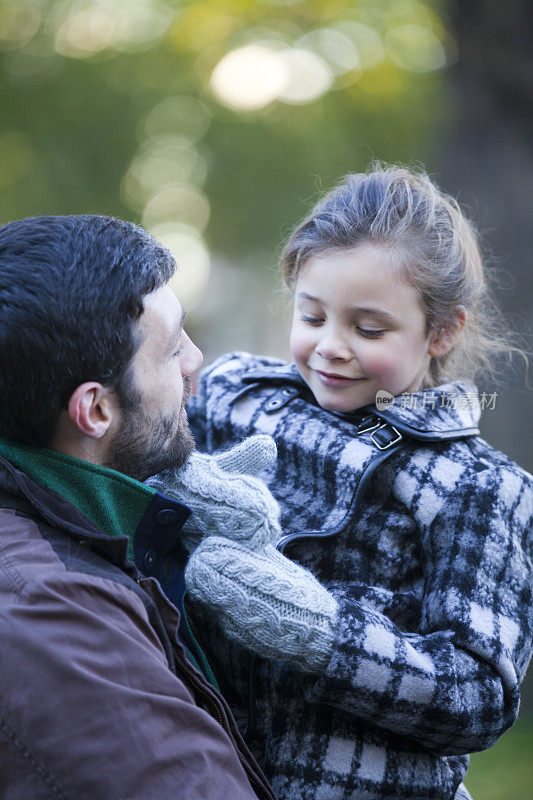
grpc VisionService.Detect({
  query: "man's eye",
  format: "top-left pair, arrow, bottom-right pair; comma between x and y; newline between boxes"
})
358,327 -> 385,338
302,315 -> 324,325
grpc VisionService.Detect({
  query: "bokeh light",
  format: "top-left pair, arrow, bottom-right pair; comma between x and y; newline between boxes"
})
142,184 -> 211,232
150,222 -> 211,310
296,28 -> 361,77
0,1 -> 41,49
121,135 -> 209,211
53,0 -> 173,58
210,41 -> 337,110
332,21 -> 384,70
209,43 -> 288,111
278,48 -> 333,104
386,24 -> 446,72
141,95 -> 212,143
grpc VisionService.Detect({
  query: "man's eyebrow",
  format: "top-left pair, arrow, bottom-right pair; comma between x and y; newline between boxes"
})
296,293 -> 396,321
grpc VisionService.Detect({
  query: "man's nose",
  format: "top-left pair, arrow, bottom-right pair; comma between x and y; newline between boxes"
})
188,340 -> 203,374
181,334 -> 203,377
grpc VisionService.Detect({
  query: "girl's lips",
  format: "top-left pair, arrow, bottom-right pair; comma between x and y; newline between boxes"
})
315,370 -> 363,386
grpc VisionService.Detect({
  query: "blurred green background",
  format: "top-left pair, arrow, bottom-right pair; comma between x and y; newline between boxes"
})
1,2 -> 531,796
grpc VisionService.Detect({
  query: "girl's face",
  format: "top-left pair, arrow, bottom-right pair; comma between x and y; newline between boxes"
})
290,244 -> 444,414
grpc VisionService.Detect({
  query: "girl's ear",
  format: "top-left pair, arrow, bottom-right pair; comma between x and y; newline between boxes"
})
428,307 -> 467,358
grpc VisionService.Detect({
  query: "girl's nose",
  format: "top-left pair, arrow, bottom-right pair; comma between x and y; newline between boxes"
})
315,332 -> 351,361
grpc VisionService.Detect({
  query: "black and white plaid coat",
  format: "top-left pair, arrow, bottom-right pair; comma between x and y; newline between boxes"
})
187,352 -> 533,800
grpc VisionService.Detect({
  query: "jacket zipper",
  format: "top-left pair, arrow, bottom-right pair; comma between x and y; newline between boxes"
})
180,659 -> 273,799
184,595 -> 221,690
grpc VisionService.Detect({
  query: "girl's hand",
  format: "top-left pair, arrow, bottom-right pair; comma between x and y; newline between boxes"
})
145,436 -> 281,550
185,538 -> 340,673
149,434 -> 340,671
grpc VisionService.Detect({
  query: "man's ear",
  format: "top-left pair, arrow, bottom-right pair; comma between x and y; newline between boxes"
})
428,307 -> 467,358
67,382 -> 117,439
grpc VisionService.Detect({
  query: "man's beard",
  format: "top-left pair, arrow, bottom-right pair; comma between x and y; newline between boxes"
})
105,378 -> 195,482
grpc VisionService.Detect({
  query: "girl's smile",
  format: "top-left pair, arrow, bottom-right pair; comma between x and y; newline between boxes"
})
314,370 -> 365,386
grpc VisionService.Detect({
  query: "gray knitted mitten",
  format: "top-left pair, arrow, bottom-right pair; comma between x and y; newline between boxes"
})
185,537 -> 340,674
146,435 -> 281,550
148,434 -> 340,672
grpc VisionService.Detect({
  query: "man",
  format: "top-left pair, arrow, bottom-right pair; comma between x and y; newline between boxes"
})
0,215 -> 275,799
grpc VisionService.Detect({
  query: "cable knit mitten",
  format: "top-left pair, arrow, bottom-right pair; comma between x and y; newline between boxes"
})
209,435 -> 277,476
146,435 -> 280,550
185,537 -> 340,674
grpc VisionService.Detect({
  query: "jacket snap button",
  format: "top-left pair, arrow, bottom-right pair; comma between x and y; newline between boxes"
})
156,508 -> 179,525
143,549 -> 156,570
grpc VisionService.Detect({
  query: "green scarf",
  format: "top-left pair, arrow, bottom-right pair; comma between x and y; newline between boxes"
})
0,438 -> 157,560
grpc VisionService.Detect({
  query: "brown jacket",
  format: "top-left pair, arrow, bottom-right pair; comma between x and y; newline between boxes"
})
0,455 -> 275,800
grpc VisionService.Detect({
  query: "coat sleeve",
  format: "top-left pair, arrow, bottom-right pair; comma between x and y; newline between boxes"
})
305,466 -> 533,756
0,566 -> 264,800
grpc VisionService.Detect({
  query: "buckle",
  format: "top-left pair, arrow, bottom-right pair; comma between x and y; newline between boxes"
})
355,415 -> 381,434
371,423 -> 402,450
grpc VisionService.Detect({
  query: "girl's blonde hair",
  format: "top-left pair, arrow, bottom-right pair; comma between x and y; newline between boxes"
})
280,165 -> 523,385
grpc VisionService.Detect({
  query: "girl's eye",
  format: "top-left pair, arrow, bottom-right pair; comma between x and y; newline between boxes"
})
358,327 -> 385,338
173,344 -> 183,357
301,315 -> 324,325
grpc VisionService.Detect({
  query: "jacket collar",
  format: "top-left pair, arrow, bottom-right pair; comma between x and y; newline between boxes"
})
242,363 -> 481,439
0,438 -> 190,562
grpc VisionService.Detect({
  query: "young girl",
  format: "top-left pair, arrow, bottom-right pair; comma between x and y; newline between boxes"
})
156,166 -> 533,800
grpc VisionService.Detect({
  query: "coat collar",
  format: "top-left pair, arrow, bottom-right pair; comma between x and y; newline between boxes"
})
241,363 -> 481,439
0,438 -> 190,562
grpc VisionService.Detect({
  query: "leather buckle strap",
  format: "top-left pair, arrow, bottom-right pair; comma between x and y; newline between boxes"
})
371,423 -> 402,450
264,386 -> 300,413
355,415 -> 381,434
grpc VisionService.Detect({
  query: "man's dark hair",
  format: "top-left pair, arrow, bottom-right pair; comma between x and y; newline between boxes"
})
0,215 -> 175,446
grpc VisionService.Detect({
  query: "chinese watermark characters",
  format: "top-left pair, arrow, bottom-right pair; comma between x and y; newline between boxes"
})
375,389 -> 498,412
